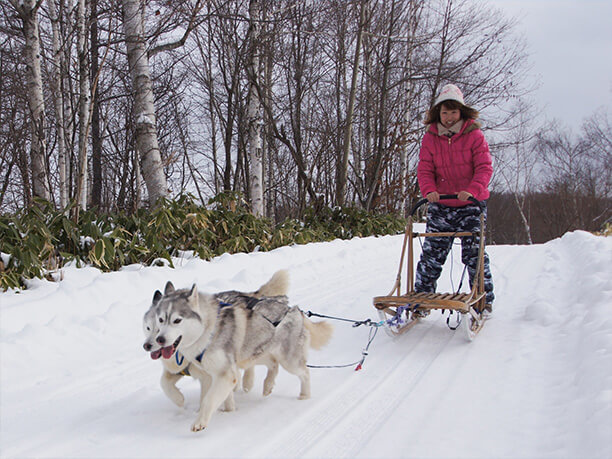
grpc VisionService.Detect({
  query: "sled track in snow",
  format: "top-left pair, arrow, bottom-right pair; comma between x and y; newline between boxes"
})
249,319 -> 455,458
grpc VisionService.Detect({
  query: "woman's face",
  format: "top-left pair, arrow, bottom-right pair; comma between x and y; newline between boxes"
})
440,104 -> 461,128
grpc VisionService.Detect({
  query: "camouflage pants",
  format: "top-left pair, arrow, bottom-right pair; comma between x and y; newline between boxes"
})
415,202 -> 495,305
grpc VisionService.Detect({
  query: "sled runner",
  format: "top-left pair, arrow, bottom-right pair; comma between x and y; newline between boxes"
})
373,194 -> 488,341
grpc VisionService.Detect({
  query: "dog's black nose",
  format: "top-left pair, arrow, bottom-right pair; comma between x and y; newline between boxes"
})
156,336 -> 166,345
143,342 -> 152,351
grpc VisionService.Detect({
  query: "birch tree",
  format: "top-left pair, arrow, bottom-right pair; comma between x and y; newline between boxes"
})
75,0 -> 91,210
336,0 -> 367,207
121,0 -> 168,206
47,0 -> 68,208
246,0 -> 264,216
398,0 -> 422,217
8,0 -> 50,202
493,102 -> 538,244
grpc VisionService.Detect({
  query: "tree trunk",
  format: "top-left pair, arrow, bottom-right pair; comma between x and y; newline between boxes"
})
513,192 -> 533,244
203,7 -> 221,195
47,0 -> 68,208
246,0 -> 264,216
121,0 -> 168,206
430,0 -> 453,107
336,0 -> 367,207
223,89 -> 235,192
263,20 -> 275,220
90,0 -> 102,208
10,0 -> 50,203
76,0 -> 91,210
399,0 -> 421,217
364,0 -> 397,211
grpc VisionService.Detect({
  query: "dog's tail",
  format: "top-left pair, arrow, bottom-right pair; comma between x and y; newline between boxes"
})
255,270 -> 290,297
303,317 -> 333,350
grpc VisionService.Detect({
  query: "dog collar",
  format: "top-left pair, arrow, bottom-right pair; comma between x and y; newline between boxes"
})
178,367 -> 191,376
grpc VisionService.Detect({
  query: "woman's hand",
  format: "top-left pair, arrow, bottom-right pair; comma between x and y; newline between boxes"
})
426,192 -> 440,203
457,191 -> 473,201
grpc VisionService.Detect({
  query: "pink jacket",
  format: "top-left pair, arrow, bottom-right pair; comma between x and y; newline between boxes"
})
417,119 -> 493,207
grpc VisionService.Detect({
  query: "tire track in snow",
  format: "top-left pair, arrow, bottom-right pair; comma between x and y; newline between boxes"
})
248,319 -> 455,458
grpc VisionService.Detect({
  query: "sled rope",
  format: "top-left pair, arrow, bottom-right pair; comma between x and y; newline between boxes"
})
307,326 -> 378,371
304,310 -> 383,371
305,310 -> 385,328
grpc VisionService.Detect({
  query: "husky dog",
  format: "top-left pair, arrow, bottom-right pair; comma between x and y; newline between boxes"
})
153,280 -> 333,432
142,270 -> 290,408
143,306 -> 196,407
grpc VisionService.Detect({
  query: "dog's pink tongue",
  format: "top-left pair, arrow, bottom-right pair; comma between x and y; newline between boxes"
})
161,346 -> 175,359
150,349 -> 162,360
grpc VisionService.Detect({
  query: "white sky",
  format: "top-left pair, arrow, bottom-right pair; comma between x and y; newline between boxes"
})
488,0 -> 612,129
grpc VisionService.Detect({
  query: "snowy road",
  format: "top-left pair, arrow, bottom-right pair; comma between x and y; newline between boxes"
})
1,230 -> 611,458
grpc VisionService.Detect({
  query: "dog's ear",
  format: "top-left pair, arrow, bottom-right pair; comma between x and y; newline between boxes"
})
187,283 -> 198,307
152,290 -> 163,304
164,281 -> 175,295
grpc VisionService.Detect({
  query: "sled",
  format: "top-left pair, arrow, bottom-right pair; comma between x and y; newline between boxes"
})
373,194 -> 488,341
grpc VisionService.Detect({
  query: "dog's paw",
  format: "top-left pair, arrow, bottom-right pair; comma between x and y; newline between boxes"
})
263,375 -> 275,396
191,421 -> 207,432
298,393 -> 310,400
242,369 -> 255,393
263,382 -> 274,396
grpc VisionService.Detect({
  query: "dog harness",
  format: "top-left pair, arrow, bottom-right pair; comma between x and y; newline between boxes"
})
193,298 -> 287,363
174,352 -> 191,376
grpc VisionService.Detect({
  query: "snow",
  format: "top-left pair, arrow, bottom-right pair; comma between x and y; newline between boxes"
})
1,229 -> 611,458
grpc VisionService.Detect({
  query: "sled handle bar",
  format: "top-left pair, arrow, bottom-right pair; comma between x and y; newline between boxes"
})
409,194 -> 484,216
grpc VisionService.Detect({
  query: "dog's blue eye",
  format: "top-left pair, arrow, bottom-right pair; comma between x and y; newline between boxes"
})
173,318 -> 182,324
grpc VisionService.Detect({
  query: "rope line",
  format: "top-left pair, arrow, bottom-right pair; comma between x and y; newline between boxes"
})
305,310 -> 388,371
307,326 -> 379,371
305,310 -> 384,328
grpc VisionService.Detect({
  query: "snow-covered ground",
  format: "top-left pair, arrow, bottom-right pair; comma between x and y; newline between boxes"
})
1,229 -> 611,458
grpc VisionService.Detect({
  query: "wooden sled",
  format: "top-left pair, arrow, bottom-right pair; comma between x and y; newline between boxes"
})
373,194 -> 488,341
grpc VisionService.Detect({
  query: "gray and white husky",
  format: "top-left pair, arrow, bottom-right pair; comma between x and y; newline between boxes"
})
152,273 -> 333,432
143,270 -> 291,408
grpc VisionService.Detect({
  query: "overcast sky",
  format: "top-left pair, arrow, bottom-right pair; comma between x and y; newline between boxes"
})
487,0 -> 612,129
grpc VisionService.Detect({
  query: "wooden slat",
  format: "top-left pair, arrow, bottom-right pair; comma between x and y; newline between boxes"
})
413,231 -> 475,238
373,292 -> 486,314
450,293 -> 469,301
374,296 -> 469,313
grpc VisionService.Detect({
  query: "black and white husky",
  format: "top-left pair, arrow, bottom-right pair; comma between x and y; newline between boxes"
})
142,270 -> 290,409
144,270 -> 333,431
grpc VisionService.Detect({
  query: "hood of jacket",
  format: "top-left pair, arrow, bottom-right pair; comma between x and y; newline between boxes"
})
428,118 -> 482,137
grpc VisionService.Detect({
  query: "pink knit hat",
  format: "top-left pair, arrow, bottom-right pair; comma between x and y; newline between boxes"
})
434,84 -> 465,106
